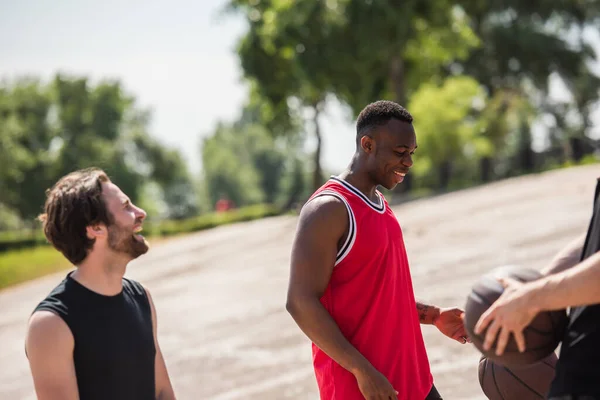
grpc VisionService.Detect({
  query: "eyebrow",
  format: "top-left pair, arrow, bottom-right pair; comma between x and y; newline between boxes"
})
395,144 -> 418,149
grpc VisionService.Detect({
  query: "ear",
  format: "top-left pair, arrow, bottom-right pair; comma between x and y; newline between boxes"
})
86,224 -> 107,240
360,135 -> 375,154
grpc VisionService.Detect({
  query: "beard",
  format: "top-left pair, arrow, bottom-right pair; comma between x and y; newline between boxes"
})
107,223 -> 149,259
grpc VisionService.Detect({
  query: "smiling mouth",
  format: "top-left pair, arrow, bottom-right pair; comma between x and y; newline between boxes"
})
133,226 -> 145,240
393,171 -> 407,177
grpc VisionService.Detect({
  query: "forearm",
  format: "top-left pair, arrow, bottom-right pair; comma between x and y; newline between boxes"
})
540,234 -> 586,276
286,296 -> 372,375
416,301 -> 441,325
530,250 -> 600,311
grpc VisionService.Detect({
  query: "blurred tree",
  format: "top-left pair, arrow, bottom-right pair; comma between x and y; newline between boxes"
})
408,76 -> 489,190
0,78 -> 55,224
51,75 -> 143,200
476,89 -> 536,180
228,0 -> 344,191
228,0 -> 480,195
129,127 -> 199,220
327,1 -> 480,111
200,122 -> 266,208
0,75 -> 196,225
200,115 -> 306,210
456,0 -> 600,163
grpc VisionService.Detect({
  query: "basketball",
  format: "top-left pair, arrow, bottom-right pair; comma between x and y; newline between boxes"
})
479,352 -> 558,400
463,265 -> 568,366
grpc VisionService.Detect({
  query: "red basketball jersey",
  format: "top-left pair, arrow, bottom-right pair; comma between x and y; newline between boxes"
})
308,177 -> 433,400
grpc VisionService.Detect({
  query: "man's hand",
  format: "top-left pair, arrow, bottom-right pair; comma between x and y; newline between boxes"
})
474,277 -> 539,355
354,365 -> 398,400
433,307 -> 471,344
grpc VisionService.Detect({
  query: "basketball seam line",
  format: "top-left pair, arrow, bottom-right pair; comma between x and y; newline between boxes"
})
502,365 -> 545,399
491,362 -> 506,400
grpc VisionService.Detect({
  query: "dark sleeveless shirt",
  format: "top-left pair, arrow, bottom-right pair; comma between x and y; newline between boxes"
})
550,177 -> 600,398
31,272 -> 156,400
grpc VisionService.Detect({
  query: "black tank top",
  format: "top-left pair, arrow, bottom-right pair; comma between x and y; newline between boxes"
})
31,272 -> 156,400
550,177 -> 600,398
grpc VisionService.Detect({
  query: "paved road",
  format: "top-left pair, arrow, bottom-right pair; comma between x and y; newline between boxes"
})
1,165 -> 598,399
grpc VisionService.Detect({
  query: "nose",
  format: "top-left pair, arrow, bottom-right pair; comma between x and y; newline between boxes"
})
402,153 -> 413,168
134,204 -> 147,221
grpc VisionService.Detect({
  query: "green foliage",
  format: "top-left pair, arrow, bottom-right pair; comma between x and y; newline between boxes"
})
0,230 -> 47,252
456,0 -> 600,163
0,245 -> 69,290
200,119 -> 305,209
229,0 -> 343,190
322,0 -> 480,111
201,123 -> 267,208
408,76 -> 488,187
0,74 -> 197,225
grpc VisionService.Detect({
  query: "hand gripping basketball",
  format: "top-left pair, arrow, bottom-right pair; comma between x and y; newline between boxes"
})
474,277 -> 538,355
463,265 -> 567,367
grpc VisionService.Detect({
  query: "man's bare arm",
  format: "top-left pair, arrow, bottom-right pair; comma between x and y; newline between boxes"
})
287,196 -> 373,374
144,287 -> 176,400
532,249 -> 600,311
416,301 -> 440,325
540,233 -> 586,276
25,311 -> 79,400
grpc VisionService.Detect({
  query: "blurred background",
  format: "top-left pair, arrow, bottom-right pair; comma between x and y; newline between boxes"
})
1,0 -> 600,398
2,0 -> 600,242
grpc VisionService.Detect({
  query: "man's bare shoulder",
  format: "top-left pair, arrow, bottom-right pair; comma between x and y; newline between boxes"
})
27,310 -> 73,350
300,194 -> 347,220
295,194 -> 349,244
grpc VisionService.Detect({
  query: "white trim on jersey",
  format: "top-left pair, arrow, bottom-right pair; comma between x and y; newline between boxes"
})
308,189 -> 357,267
329,176 -> 386,214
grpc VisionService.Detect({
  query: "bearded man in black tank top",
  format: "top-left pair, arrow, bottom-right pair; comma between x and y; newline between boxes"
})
25,168 -> 176,400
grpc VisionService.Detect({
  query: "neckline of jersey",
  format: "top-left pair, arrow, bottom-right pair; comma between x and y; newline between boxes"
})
329,176 -> 385,213
66,271 -> 125,301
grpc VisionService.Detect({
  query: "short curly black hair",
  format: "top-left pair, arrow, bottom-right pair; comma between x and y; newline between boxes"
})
356,100 -> 413,138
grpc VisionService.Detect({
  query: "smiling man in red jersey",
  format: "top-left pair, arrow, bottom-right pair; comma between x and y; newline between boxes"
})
286,101 -> 469,400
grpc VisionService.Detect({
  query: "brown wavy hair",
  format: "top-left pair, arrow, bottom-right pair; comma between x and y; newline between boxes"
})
38,168 -> 114,265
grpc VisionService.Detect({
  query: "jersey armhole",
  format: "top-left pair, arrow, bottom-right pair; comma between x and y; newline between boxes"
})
308,190 -> 357,267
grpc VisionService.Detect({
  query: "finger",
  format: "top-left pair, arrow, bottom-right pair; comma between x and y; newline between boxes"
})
495,327 -> 511,356
482,319 -> 501,351
497,277 -> 520,288
451,328 -> 467,343
514,330 -> 527,353
474,308 -> 495,335
455,324 -> 469,337
497,277 -> 510,288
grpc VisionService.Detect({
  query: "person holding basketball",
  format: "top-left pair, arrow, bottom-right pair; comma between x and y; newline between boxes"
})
25,168 -> 176,400
475,178 -> 600,400
286,101 -> 470,400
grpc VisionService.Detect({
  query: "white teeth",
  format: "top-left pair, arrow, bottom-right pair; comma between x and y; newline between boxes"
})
133,226 -> 143,233
394,171 -> 406,176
